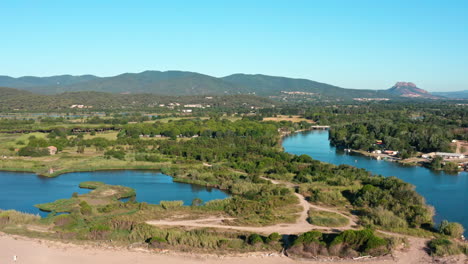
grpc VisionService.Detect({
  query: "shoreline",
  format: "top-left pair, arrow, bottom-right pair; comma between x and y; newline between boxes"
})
1,231 -> 466,264
348,149 -> 467,173
0,164 -> 167,177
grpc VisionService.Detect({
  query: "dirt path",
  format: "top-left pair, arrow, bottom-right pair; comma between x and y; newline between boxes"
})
147,177 -> 357,234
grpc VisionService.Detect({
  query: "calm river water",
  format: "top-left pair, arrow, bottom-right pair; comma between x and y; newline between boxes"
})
282,130 -> 468,233
0,170 -> 228,216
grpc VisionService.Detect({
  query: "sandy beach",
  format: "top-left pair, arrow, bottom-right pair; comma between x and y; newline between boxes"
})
1,232 -> 467,264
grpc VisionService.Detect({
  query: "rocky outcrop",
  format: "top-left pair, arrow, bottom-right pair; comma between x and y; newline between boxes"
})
387,82 -> 439,99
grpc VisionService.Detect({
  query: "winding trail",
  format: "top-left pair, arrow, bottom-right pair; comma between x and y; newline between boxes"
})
147,177 -> 357,234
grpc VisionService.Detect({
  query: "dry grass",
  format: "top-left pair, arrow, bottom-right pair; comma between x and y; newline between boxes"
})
263,115 -> 315,124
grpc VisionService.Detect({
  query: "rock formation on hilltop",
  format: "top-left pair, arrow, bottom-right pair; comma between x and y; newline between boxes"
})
387,82 -> 439,99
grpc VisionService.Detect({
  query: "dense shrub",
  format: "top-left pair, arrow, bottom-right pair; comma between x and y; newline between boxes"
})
79,201 -> 92,215
439,220 -> 464,238
89,224 -> 111,240
18,146 -> 50,157
266,232 -> 282,244
289,229 -> 390,258
427,238 -> 462,256
160,200 -> 183,209
329,229 -> 389,257
149,236 -> 168,249
248,234 -> 264,245
104,149 -> 126,160
0,210 -> 40,225
53,214 -> 74,227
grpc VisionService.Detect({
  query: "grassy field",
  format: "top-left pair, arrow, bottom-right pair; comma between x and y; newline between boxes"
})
307,209 -> 350,227
0,147 -> 171,177
263,115 -> 315,123
81,131 -> 119,140
0,132 -> 48,155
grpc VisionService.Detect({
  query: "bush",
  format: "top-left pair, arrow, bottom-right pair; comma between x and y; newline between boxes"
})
160,200 -> 183,209
361,207 -> 408,229
266,232 -> 282,243
427,238 -> 462,256
18,146 -> 50,157
0,210 -> 40,225
53,214 -> 74,227
104,149 -> 126,160
79,201 -> 92,215
248,234 -> 264,245
293,231 -> 322,245
329,229 -> 389,257
439,220 -> 464,238
149,236 -> 168,249
89,224 -> 111,240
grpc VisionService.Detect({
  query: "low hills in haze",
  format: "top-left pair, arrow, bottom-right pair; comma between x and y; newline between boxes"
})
432,90 -> 468,99
0,71 -> 392,100
0,71 -> 462,100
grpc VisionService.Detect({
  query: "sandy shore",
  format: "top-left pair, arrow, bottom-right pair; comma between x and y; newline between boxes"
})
1,232 -> 466,264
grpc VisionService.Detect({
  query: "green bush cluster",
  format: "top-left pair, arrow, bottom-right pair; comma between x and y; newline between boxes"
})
80,201 -> 93,215
427,238 -> 467,257
439,220 -> 464,238
104,149 -> 126,160
160,200 -> 183,209
289,229 -> 389,258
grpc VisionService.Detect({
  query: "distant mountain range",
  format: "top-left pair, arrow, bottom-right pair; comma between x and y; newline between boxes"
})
0,71 -> 389,99
432,90 -> 468,99
0,71 -> 465,100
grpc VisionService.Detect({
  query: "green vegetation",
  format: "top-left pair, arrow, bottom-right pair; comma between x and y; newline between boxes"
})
288,229 -> 390,258
439,220 -> 465,238
307,209 -> 349,227
35,182 -> 136,213
427,238 -> 468,257
0,210 -> 40,225
303,103 -> 468,162
0,109 -> 464,259
1,71 -> 395,100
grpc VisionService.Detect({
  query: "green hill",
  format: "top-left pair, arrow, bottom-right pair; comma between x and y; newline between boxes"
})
0,75 -> 98,89
11,71 -> 247,95
1,71 -> 396,100
222,74 -> 394,99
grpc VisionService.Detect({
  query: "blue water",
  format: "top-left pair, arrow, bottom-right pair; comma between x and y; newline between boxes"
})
283,130 -> 468,233
0,170 -> 228,216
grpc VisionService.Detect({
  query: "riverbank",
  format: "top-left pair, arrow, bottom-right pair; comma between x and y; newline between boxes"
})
282,130 -> 468,237
344,149 -> 467,173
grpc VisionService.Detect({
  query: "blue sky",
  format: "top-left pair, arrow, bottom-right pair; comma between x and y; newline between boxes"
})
1,0 -> 467,91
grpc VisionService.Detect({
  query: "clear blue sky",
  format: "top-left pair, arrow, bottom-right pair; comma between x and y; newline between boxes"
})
1,0 -> 467,91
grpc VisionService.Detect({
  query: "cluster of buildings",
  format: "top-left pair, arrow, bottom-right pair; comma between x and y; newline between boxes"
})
280,91 -> 315,96
372,150 -> 399,156
70,104 -> 93,109
421,152 -> 466,160
153,102 -> 213,113
353,98 -> 390,102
